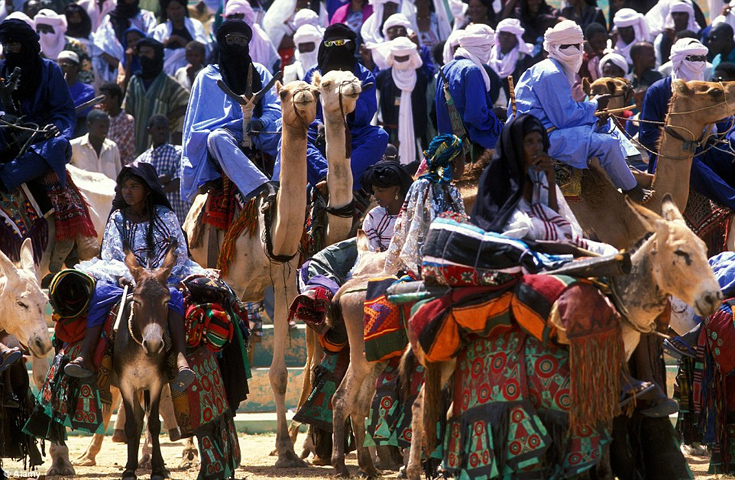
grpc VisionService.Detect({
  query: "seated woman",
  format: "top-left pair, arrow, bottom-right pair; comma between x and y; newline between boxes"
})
471,113 -> 617,256
64,162 -> 203,391
384,133 -> 466,276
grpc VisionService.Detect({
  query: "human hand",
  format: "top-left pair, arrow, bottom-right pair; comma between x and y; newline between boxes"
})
43,123 -> 60,138
664,27 -> 676,41
409,32 -> 420,47
723,4 -> 731,16
594,93 -> 611,111
118,276 -> 133,288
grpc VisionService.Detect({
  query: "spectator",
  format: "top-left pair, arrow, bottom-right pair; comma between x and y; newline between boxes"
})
57,50 -> 95,136
560,0 -> 607,31
513,0 -> 559,51
612,8 -> 650,65
283,24 -> 322,83
330,0 -> 372,34
136,114 -> 190,224
600,51 -> 630,77
490,18 -> 533,102
221,0 -> 280,73
152,0 -> 208,75
580,21 -> 607,82
630,41 -> 663,87
713,60 -> 735,80
78,0 -> 115,32
407,0 -> 452,50
36,9 -> 95,85
70,109 -> 122,180
708,22 -> 735,70
99,81 -> 136,166
174,40 -> 206,90
22,0 -> 39,19
653,0 -> 700,67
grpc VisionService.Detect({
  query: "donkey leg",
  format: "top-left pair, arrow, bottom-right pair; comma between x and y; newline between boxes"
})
122,387 -> 145,479
74,386 -> 122,466
148,383 -> 168,480
271,273 -> 306,468
353,363 -> 385,478
159,384 -> 181,440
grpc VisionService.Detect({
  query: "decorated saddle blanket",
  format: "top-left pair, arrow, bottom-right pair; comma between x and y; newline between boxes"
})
293,346 -> 351,431
684,189 -> 731,257
44,170 -> 97,241
364,275 -> 411,362
202,177 -> 247,231
0,183 -> 47,264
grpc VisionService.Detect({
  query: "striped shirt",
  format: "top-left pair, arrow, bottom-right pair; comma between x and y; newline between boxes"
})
137,143 -> 191,225
362,206 -> 397,252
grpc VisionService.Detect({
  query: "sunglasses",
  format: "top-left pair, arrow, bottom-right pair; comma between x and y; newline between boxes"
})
324,38 -> 351,47
224,33 -> 249,46
685,55 -> 707,62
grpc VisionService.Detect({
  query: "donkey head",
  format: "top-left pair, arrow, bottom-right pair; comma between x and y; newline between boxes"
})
0,238 -> 51,357
124,240 -> 179,356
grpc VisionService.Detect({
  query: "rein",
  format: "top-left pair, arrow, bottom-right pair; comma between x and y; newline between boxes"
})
337,80 -> 354,159
126,299 -> 145,347
290,85 -> 317,129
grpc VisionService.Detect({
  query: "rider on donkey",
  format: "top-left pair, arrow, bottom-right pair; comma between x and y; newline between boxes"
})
0,19 -> 98,276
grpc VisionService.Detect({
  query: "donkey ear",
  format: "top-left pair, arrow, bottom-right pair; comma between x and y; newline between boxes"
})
625,195 -> 661,232
155,239 -> 179,283
0,247 -> 16,279
19,238 -> 36,274
124,248 -> 143,280
660,193 -> 685,223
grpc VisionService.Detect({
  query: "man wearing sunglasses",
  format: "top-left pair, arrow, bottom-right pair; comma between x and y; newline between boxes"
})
514,20 -> 651,202
181,20 -> 282,203
299,23 -> 388,192
640,38 -> 735,212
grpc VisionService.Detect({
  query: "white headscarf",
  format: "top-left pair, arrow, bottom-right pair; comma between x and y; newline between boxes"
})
670,37 -> 708,80
544,20 -> 585,84
599,52 -> 630,78
381,12 -> 412,39
292,8 -> 322,32
361,0 -> 402,46
263,0 -> 327,52
368,13 -> 413,70
224,0 -> 281,71
665,0 -> 700,33
613,8 -> 650,64
387,36 -> 423,165
6,12 -> 34,28
35,9 -> 67,61
489,18 -> 533,79
454,23 -> 495,91
293,24 -> 322,77
442,29 -> 464,64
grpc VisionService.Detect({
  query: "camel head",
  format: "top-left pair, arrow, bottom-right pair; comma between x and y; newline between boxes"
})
669,80 -> 735,128
0,239 -> 51,357
277,80 -> 319,128
627,194 -> 721,318
585,76 -> 634,110
311,70 -> 362,118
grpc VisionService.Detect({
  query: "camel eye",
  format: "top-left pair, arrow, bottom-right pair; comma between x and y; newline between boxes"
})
16,301 -> 28,309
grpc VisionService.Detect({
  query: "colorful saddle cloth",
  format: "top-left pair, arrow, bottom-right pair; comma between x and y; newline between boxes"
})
0,183 -> 47,264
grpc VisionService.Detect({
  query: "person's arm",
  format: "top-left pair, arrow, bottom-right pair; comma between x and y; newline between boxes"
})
539,68 -> 597,129
45,62 -> 76,138
639,80 -> 666,172
458,66 -> 502,149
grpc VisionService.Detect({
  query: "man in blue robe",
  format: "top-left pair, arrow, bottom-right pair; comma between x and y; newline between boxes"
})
181,20 -> 281,202
514,20 -> 650,202
641,38 -> 735,210
0,19 -> 75,194
301,23 -> 388,190
435,23 -> 503,152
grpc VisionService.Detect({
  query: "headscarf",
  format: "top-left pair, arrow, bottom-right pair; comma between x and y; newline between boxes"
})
470,114 -> 549,232
0,19 -> 42,101
160,0 -> 189,23
292,8 -> 320,32
35,9 -> 67,61
599,52 -> 629,78
136,36 -> 164,79
454,23 -> 495,91
670,37 -> 707,81
387,36 -> 422,165
361,160 -> 414,196
216,20 -> 262,97
121,26 -> 146,71
112,161 -> 173,213
367,13 -> 412,71
420,134 -> 463,184
64,4 -> 92,39
442,28 -> 464,65
361,0 -> 400,45
612,8 -> 649,64
544,20 -> 584,84
665,0 -> 699,33
222,0 -> 280,72
5,12 -> 34,29
109,0 -> 142,42
381,12 -> 411,39
293,24 -> 321,74
58,49 -> 79,64
490,18 -> 533,79
317,23 -> 357,73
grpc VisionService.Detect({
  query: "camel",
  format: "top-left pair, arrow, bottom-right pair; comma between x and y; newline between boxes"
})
404,196 -> 722,479
570,79 -> 735,249
182,79 -> 320,467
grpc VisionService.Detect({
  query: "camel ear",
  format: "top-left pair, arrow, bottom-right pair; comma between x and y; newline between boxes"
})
582,77 -> 591,96
19,238 -> 36,274
155,239 -> 179,284
124,248 -> 143,281
311,71 -> 322,89
625,195 -> 662,232
673,79 -> 690,95
356,229 -> 370,253
606,80 -> 617,95
275,80 -> 283,95
660,193 -> 685,223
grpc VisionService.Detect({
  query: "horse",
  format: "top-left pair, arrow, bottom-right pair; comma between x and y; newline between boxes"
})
114,241 -> 179,480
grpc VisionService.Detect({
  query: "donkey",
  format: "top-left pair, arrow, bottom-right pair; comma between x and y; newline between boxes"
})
115,241 -> 179,480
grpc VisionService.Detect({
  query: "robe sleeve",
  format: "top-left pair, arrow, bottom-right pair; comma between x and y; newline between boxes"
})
457,64 -> 502,149
535,68 -> 597,129
44,61 -> 76,138
639,78 -> 668,173
350,65 -> 379,127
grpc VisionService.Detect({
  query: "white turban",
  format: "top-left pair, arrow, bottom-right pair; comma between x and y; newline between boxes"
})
613,8 -> 650,64
670,37 -> 708,81
382,13 -> 412,39
6,12 -> 34,29
293,24 -> 321,74
34,9 -> 67,61
665,0 -> 699,33
224,0 -> 255,23
361,0 -> 402,45
442,29 -> 465,65
599,52 -> 630,78
292,8 -> 320,31
386,36 -> 422,165
455,24 -> 495,91
544,20 -> 585,84
490,18 -> 533,79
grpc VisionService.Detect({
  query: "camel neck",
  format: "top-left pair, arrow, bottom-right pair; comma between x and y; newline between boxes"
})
323,110 -> 354,244
651,121 -> 695,210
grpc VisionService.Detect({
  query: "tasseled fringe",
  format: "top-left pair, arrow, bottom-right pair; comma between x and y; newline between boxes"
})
217,197 -> 258,277
568,327 -> 624,429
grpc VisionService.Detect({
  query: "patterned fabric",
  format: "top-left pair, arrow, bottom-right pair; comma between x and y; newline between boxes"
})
362,206 -> 397,252
684,189 -> 731,257
184,302 -> 234,353
443,330 -> 610,479
202,178 -> 244,231
1,360 -> 43,467
293,347 -> 351,431
0,183 -> 48,264
108,110 -> 137,166
364,276 -> 408,362
43,170 -> 98,241
137,143 -> 191,225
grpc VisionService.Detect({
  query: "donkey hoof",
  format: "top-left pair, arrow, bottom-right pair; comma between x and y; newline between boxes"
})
151,466 -> 170,480
274,450 -> 307,468
122,468 -> 137,480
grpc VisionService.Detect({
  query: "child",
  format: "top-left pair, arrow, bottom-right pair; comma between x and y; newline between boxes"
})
174,40 -> 206,91
70,109 -> 122,180
136,114 -> 190,224
99,81 -> 136,166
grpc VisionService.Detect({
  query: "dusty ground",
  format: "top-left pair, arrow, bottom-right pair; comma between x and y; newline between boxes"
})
0,434 -> 729,479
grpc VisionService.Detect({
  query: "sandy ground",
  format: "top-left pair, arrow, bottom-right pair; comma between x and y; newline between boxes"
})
1,433 -> 731,480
